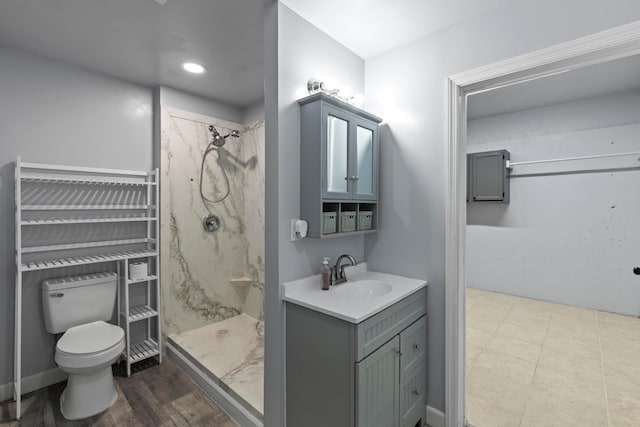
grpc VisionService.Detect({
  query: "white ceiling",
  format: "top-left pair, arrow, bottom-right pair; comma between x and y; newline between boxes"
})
0,0 -> 266,108
468,54 -> 640,119
2,0 -> 639,113
280,0 -> 510,59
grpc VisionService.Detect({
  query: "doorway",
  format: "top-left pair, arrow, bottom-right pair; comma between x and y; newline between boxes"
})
444,21 -> 640,427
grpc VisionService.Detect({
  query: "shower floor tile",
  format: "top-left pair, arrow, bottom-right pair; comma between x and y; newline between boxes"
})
169,313 -> 264,419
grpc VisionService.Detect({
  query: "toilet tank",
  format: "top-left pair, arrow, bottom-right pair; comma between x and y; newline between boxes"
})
42,272 -> 118,334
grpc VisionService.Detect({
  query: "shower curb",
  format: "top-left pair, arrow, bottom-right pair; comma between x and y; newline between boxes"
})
166,342 -> 263,427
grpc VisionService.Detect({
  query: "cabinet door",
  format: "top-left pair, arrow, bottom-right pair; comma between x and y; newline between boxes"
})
468,150 -> 510,202
352,117 -> 378,201
356,336 -> 400,427
323,105 -> 352,199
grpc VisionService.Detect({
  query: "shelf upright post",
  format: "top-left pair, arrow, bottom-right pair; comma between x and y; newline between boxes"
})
153,168 -> 162,364
146,172 -> 152,351
124,260 -> 131,377
14,157 -> 22,420
116,261 -> 121,329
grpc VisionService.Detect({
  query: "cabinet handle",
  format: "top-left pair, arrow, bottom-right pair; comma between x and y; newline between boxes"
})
413,344 -> 420,350
412,389 -> 419,396
396,349 -> 403,356
349,176 -> 360,181
50,293 -> 64,298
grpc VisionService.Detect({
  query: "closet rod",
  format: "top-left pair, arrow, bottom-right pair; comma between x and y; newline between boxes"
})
506,151 -> 640,169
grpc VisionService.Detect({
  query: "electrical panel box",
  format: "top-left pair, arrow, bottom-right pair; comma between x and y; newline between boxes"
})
467,149 -> 510,203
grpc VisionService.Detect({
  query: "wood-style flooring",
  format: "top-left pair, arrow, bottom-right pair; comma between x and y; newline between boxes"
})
0,357 -> 238,427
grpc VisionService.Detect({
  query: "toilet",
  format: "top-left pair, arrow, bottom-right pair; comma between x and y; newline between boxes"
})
42,272 -> 125,420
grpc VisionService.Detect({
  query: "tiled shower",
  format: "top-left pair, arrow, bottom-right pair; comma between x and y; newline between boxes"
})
159,106 -> 265,419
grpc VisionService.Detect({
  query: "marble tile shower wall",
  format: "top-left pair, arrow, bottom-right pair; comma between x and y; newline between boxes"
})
160,107 -> 265,335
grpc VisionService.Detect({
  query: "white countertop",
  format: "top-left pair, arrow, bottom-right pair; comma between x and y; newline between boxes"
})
282,263 -> 427,323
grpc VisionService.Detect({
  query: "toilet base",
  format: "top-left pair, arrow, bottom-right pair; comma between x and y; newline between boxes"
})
59,365 -> 118,420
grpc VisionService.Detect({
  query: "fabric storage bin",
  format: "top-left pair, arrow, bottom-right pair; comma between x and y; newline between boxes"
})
340,211 -> 357,232
322,212 -> 337,234
358,211 -> 373,230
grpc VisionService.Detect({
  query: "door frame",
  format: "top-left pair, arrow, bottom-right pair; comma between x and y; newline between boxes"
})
444,20 -> 640,427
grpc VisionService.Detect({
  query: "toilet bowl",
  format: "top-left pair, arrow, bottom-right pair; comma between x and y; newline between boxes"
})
42,272 -> 124,420
55,321 -> 125,420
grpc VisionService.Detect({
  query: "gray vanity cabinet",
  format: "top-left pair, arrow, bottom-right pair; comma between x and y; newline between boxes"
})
286,288 -> 427,427
299,93 -> 382,237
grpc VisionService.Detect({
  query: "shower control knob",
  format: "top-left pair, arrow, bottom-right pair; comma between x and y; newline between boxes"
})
203,214 -> 221,232
634,267 -> 640,275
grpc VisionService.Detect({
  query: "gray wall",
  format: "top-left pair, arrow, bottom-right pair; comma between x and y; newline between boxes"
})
264,3 -> 366,425
243,102 -> 266,124
363,0 -> 640,415
467,90 -> 640,316
159,86 -> 244,124
0,46 -> 153,387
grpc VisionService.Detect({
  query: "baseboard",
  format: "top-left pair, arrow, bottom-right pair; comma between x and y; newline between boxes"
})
0,368 -> 67,402
166,342 -> 263,427
426,405 -> 445,427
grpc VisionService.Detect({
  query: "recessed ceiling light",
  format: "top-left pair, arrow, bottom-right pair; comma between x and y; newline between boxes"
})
182,62 -> 206,74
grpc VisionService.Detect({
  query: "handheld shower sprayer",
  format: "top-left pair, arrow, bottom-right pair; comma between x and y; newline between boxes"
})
199,124 -> 242,231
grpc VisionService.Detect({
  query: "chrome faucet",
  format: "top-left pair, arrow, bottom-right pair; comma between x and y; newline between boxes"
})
332,254 -> 357,286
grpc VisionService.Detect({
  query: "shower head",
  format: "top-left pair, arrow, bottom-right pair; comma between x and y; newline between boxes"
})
208,125 -> 240,147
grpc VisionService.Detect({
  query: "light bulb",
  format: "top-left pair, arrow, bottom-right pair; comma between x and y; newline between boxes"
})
182,62 -> 206,74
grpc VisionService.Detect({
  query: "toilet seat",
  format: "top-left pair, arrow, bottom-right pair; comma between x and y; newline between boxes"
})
56,321 -> 125,370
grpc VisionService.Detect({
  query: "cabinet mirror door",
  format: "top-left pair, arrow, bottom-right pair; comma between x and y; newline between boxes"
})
354,120 -> 377,200
326,114 -> 349,195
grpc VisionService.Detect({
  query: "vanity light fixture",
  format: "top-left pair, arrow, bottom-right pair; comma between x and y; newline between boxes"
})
182,62 -> 207,74
306,78 -> 364,107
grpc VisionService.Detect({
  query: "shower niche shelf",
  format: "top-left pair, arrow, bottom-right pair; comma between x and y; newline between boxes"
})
14,157 -> 162,419
298,93 -> 382,238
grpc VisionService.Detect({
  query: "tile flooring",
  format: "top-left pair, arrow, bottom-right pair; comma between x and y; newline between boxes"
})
168,314 -> 264,419
466,288 -> 640,427
0,357 -> 237,426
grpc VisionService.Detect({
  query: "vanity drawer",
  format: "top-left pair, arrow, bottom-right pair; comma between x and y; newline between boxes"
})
356,287 -> 427,361
400,315 -> 427,379
400,359 -> 427,427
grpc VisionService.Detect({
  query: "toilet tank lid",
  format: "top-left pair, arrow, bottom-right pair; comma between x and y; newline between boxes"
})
43,272 -> 118,292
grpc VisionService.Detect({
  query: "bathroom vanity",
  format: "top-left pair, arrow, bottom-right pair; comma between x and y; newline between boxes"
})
283,266 -> 427,427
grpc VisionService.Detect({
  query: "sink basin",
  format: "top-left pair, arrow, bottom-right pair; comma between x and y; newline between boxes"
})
334,280 -> 392,299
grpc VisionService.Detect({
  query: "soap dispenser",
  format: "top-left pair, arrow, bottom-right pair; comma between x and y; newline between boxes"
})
321,257 -> 331,290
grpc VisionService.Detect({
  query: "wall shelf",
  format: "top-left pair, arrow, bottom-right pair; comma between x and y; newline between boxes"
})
14,157 -> 162,420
